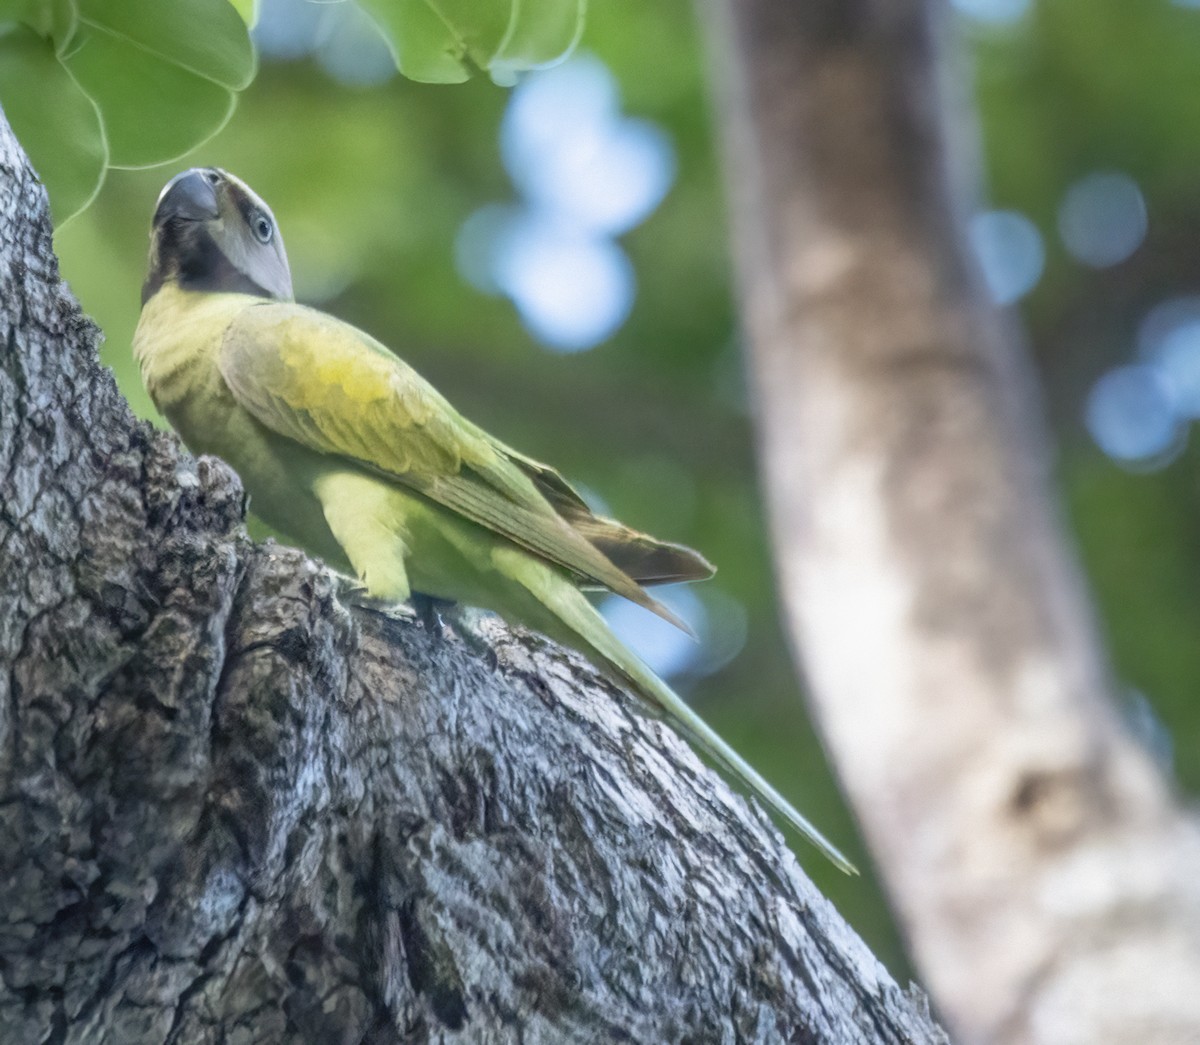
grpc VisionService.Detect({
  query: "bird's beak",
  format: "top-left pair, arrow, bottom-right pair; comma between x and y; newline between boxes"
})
153,169 -> 220,227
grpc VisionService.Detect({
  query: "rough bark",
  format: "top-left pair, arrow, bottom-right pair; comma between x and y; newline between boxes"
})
0,115 -> 948,1041
705,2 -> 1200,1043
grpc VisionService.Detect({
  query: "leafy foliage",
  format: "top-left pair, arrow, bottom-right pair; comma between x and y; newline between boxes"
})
0,0 -> 585,222
359,0 -> 585,85
0,0 -> 254,222
0,24 -> 105,221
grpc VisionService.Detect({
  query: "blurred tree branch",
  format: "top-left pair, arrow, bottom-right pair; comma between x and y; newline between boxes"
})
0,115 -> 945,1043
704,0 -> 1200,1042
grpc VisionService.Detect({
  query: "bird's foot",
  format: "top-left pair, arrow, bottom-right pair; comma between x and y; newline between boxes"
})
410,593 -> 454,640
408,595 -> 499,669
337,579 -> 418,623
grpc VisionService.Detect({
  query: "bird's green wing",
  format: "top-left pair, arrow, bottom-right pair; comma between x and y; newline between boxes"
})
217,301 -> 690,629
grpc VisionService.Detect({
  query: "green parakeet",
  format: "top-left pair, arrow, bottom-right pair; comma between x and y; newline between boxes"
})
134,167 -> 854,873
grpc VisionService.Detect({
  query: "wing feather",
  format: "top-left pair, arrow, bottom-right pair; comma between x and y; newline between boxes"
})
218,302 -> 692,631
495,445 -> 715,585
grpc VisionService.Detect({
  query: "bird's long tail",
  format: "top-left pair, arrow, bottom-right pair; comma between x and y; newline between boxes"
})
524,576 -> 858,874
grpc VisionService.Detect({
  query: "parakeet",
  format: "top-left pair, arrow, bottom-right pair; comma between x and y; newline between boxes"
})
134,167 -> 855,874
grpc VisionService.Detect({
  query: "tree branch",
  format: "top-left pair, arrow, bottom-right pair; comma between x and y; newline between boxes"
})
704,1 -> 1200,1042
0,114 -> 945,1042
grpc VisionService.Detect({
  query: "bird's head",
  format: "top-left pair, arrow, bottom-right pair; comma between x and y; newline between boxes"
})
143,167 -> 293,305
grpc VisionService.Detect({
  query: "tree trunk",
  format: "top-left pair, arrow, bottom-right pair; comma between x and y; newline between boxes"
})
0,114 -> 947,1042
705,1 -> 1200,1043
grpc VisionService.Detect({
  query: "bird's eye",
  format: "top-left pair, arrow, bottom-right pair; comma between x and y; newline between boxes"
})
202,169 -> 221,186
252,214 -> 273,244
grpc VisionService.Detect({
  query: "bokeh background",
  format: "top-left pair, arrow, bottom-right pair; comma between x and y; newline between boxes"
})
50,0 -> 1200,975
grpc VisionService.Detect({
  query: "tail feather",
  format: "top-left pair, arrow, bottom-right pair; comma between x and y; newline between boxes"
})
500,446 -> 716,587
522,573 -> 857,874
571,517 -> 716,586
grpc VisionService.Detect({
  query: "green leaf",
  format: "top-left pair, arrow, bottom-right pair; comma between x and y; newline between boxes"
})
0,0 -> 76,43
0,0 -> 37,25
360,0 -> 470,83
75,0 -> 254,89
360,0 -> 585,84
46,0 -> 76,47
227,0 -> 257,27
0,25 -> 106,223
491,0 -> 586,84
422,0 -> 508,68
64,22 -> 236,168
0,0 -> 33,23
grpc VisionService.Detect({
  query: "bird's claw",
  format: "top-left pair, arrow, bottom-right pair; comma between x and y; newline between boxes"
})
337,579 -> 418,623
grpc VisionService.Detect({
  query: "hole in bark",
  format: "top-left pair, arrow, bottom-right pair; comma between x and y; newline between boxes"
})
397,899 -> 468,1030
1009,768 -> 1089,843
1011,774 -> 1044,812
44,1001 -> 67,1045
517,670 -> 556,709
439,753 -> 504,838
